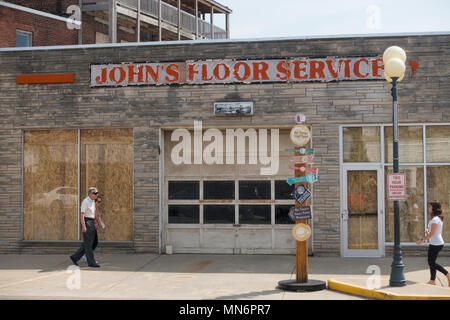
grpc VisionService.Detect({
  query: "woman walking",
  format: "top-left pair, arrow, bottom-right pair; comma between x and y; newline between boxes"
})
416,201 -> 450,286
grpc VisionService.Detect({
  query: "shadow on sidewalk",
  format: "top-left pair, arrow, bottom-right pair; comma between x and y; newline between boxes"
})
1,253 -> 447,278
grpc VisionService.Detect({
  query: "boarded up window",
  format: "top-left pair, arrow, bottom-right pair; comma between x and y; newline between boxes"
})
426,166 -> 450,241
24,130 -> 78,240
81,129 -> 133,241
385,166 -> 424,243
343,127 -> 381,162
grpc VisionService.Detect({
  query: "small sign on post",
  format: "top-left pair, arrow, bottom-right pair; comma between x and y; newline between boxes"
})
388,173 -> 407,201
289,206 -> 312,221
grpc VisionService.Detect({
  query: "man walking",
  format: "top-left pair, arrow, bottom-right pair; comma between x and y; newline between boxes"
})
70,187 -> 100,268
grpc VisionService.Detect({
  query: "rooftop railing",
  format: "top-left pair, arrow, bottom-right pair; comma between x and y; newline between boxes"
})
113,0 -> 227,39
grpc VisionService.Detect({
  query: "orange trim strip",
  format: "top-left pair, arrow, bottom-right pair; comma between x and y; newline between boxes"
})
16,73 -> 75,84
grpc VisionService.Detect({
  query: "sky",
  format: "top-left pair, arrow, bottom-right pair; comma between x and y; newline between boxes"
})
215,0 -> 450,39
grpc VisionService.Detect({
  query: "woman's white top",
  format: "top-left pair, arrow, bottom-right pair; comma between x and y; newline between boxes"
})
427,216 -> 444,246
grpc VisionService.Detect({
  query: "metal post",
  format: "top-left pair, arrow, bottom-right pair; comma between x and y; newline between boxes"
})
389,77 -> 406,287
109,0 -> 117,43
195,0 -> 199,39
158,0 -> 162,41
137,0 -> 141,42
210,7 -> 214,39
78,0 -> 83,44
177,0 -> 181,40
225,13 -> 230,39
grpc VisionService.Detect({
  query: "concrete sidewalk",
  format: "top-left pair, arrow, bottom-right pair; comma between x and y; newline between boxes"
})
0,254 -> 449,300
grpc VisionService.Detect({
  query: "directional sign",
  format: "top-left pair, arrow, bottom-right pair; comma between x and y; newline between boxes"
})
289,166 -> 318,174
290,185 -> 312,204
289,206 -> 312,221
289,155 -> 314,164
285,148 -> 315,155
287,174 -> 317,185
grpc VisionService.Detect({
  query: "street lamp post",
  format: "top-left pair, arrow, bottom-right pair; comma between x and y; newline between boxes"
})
383,46 -> 407,287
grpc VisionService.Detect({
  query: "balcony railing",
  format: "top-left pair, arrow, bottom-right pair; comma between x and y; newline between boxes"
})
116,0 -> 227,39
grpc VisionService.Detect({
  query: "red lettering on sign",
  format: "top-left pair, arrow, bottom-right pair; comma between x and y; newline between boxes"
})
165,64 -> 179,83
95,67 -> 108,84
109,66 -> 126,84
310,60 -> 326,79
326,60 -> 338,78
187,64 -> 199,81
339,59 -> 351,78
233,62 -> 251,81
128,65 -> 144,83
213,63 -> 231,81
292,61 -> 308,79
252,62 -> 270,81
276,60 -> 291,80
145,65 -> 160,83
354,58 -> 369,78
201,64 -> 213,81
372,58 -> 384,77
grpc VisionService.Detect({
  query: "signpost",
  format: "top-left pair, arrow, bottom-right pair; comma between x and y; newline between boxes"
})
278,114 -> 326,292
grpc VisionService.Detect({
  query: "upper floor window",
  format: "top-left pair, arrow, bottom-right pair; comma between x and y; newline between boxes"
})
16,30 -> 32,47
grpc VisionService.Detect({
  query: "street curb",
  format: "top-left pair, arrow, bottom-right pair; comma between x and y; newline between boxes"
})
328,279 -> 450,300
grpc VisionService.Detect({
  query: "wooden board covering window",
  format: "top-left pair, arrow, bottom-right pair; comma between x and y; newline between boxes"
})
23,130 -> 78,240
81,129 -> 133,241
347,170 -> 378,249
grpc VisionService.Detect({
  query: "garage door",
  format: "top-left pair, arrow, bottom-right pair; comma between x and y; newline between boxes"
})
162,128 -> 313,254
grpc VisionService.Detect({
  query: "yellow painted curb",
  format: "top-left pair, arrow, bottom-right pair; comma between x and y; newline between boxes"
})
328,279 -> 450,300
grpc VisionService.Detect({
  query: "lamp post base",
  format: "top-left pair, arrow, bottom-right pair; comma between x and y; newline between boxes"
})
277,279 -> 327,292
389,256 -> 406,287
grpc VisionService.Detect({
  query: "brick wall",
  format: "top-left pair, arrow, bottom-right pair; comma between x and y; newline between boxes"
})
0,34 -> 449,255
1,1 -> 157,47
0,5 -> 79,47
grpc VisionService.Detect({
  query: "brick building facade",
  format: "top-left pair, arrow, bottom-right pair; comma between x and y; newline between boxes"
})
0,33 -> 449,257
1,0 -> 231,48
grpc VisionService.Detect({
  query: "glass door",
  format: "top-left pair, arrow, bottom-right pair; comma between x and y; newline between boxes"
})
342,165 -> 384,257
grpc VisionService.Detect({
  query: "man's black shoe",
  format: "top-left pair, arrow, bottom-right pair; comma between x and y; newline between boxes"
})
70,256 -> 78,266
88,264 -> 100,268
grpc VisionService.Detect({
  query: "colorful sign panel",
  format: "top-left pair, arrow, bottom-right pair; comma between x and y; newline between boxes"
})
285,148 -> 315,154
287,174 -> 317,185
388,173 -> 407,201
289,155 -> 314,163
90,56 -> 385,87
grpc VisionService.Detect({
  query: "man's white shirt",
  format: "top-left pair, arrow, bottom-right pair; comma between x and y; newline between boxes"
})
81,196 -> 96,219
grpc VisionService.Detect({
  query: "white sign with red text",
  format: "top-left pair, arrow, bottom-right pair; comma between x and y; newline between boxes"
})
90,56 -> 385,87
388,173 -> 407,201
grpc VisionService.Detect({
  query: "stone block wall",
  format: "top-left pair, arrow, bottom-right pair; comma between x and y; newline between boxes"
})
0,33 -> 449,255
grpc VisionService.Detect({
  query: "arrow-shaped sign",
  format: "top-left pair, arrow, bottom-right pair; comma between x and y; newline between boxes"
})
287,173 -> 318,185
289,166 -> 319,174
285,148 -> 314,155
289,155 -> 314,164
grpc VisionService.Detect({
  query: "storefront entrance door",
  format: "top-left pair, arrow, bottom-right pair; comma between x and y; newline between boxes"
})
342,165 -> 384,257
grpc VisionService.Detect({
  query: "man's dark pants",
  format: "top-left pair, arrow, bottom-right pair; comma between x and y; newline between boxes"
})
71,218 -> 97,266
